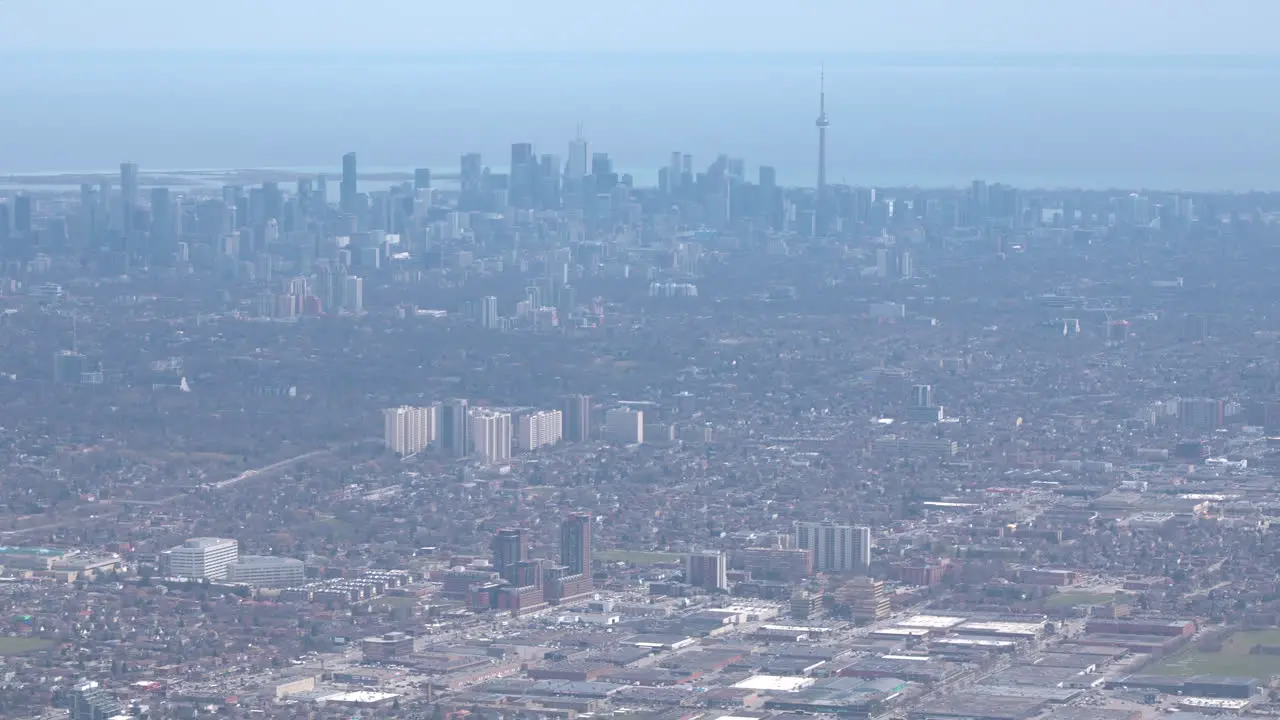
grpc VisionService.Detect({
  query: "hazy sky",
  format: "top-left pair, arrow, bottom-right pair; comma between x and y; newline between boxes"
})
0,0 -> 1272,54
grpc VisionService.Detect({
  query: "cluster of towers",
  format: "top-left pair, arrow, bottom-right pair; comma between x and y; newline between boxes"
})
468,512 -> 594,616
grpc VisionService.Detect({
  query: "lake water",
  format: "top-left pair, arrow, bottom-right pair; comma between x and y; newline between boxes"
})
2,52 -> 1278,192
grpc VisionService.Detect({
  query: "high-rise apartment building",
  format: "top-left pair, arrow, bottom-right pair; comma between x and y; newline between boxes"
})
686,551 -> 728,591
518,410 -> 562,451
471,409 -> 512,464
560,512 -> 592,577
480,295 -> 499,329
605,407 -> 643,445
440,399 -> 470,458
562,394 -> 592,442
383,405 -> 437,456
794,522 -> 871,573
160,537 -> 239,580
911,384 -> 934,408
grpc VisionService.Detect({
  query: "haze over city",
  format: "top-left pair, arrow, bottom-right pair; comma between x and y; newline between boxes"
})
1,2 -> 1280,720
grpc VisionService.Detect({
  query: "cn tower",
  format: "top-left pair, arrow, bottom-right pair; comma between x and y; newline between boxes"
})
815,66 -> 830,194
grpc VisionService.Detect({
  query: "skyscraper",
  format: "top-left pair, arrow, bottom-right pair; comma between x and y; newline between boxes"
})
413,168 -> 432,191
440,398 -> 471,458
480,295 -> 499,329
150,187 -> 173,255
566,126 -> 589,183
13,195 -> 32,236
340,152 -> 357,213
561,394 -> 591,442
120,161 -> 139,236
491,528 -> 526,585
794,522 -> 871,573
560,512 -> 592,577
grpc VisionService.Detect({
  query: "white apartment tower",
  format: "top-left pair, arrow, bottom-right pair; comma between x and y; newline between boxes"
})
794,522 -> 871,573
383,405 -> 437,456
518,410 -> 563,451
605,407 -> 644,444
161,537 -> 239,580
471,409 -> 513,464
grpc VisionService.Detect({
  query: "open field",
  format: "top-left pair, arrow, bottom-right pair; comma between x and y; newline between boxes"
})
0,637 -> 54,655
595,550 -> 684,565
1148,629 -> 1280,680
1044,591 -> 1120,608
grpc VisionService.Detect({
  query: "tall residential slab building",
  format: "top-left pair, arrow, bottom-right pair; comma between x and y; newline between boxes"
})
560,512 -> 592,577
794,522 -> 871,573
383,405 -> 437,456
471,409 -> 512,465
518,410 -> 562,451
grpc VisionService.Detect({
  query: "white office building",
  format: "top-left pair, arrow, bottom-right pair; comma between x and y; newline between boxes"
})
605,407 -> 644,445
383,405 -> 437,456
226,555 -> 306,587
794,522 -> 871,573
518,410 -> 563,451
471,409 -> 513,465
161,537 -> 239,580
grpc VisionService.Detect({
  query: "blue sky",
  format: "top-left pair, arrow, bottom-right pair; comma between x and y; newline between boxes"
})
0,0 -> 1271,54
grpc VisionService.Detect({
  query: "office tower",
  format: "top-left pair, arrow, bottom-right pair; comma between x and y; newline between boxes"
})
13,195 -> 32,235
911,384 -> 934,408
560,512 -> 592,577
566,126 -> 589,182
743,546 -> 813,582
225,555 -> 305,586
413,168 -> 432,191
383,405 -> 437,456
480,295 -> 499,329
340,152 -> 358,213
342,275 -> 363,312
518,410 -> 562,451
591,152 -> 612,178
460,152 -> 483,209
160,537 -> 239,580
0,201 -> 9,241
120,161 -> 139,236
838,576 -> 891,621
150,187 -> 172,253
900,250 -> 913,279
686,551 -> 729,591
491,528 -> 527,584
70,681 -> 125,720
471,409 -> 512,465
794,522 -> 872,573
605,407 -> 644,444
53,350 -> 87,384
440,398 -> 471,458
562,394 -> 591,442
